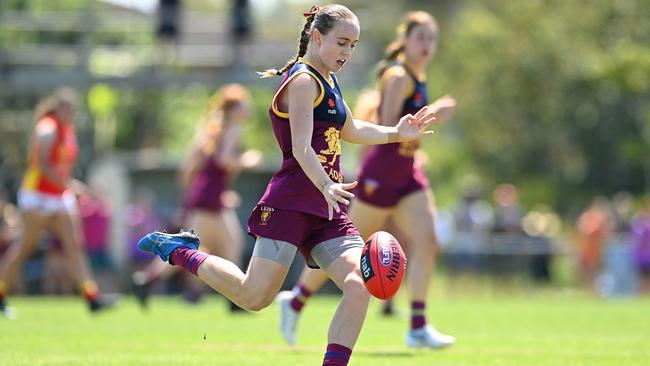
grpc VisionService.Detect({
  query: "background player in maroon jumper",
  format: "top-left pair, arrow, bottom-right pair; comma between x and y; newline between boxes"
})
0,88 -> 114,318
136,5 -> 438,366
276,11 -> 457,349
131,84 -> 260,309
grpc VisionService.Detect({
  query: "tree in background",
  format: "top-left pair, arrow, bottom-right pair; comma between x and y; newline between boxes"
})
427,0 -> 649,211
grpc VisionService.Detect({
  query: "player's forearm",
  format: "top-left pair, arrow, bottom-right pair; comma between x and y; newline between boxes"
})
343,119 -> 400,145
292,144 -> 333,193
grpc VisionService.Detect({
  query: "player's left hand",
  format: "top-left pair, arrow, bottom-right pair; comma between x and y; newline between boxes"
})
396,106 -> 436,142
429,94 -> 456,125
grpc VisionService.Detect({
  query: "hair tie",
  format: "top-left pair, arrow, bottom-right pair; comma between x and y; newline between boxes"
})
303,6 -> 320,19
395,23 -> 407,35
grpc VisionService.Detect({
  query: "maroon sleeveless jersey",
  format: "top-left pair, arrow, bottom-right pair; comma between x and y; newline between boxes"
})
257,58 -> 348,219
356,63 -> 430,205
183,153 -> 229,212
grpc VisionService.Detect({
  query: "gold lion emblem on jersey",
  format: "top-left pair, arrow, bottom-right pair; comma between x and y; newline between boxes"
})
363,179 -> 379,197
398,140 -> 418,157
318,127 -> 341,166
260,206 -> 274,225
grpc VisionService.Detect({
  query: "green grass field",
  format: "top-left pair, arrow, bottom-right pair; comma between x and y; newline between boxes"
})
1,292 -> 649,366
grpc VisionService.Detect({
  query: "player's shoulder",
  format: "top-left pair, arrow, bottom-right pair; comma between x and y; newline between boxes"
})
286,72 -> 321,94
382,64 -> 409,82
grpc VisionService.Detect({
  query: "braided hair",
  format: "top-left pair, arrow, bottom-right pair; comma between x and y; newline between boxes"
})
258,4 -> 358,78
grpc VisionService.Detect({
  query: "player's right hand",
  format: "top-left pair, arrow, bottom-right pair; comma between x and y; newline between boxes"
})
322,181 -> 357,220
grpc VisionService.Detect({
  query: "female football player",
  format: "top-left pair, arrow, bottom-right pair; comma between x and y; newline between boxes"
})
0,88 -> 114,318
277,11 -> 457,349
131,84 -> 259,310
137,5 -> 437,365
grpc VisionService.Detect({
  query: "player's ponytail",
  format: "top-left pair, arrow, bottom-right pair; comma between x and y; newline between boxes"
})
377,40 -> 405,78
258,5 -> 358,78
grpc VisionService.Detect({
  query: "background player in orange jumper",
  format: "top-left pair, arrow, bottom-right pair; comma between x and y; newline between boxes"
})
0,88 -> 114,318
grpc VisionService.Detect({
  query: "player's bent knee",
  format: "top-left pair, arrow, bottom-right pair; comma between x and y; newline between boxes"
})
343,275 -> 370,301
239,293 -> 275,312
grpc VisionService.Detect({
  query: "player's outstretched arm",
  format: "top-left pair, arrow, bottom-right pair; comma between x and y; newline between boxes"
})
341,102 -> 436,145
428,94 -> 456,125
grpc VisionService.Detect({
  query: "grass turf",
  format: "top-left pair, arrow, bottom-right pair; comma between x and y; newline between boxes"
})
1,292 -> 649,365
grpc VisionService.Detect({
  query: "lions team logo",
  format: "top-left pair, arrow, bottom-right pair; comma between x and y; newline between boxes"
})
398,140 -> 418,157
363,179 -> 379,196
260,206 -> 274,225
318,127 -> 341,166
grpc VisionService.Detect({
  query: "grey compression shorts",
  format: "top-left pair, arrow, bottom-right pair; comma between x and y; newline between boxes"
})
252,235 -> 365,269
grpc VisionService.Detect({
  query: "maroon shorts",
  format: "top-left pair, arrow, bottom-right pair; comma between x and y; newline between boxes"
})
247,205 -> 360,267
355,166 -> 430,208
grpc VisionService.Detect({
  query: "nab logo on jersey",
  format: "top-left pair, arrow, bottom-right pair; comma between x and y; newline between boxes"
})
327,98 -> 337,114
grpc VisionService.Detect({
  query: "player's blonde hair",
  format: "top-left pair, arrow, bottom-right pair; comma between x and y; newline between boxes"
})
34,87 -> 78,120
201,84 -> 251,154
258,4 -> 358,78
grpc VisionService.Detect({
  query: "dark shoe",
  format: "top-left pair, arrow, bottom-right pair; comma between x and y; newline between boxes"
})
131,271 -> 151,310
89,293 -> 120,313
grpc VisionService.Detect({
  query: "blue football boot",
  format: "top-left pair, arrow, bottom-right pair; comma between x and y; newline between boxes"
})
137,229 -> 200,263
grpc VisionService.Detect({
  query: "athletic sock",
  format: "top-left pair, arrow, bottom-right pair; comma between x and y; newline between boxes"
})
322,343 -> 352,366
169,247 -> 209,276
0,281 -> 6,309
289,283 -> 313,312
411,301 -> 427,330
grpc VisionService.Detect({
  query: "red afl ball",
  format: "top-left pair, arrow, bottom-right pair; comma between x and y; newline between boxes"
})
360,231 -> 407,300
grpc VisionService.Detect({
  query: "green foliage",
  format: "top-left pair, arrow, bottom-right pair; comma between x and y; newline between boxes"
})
430,0 -> 650,210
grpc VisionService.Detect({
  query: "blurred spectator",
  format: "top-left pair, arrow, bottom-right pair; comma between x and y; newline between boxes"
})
455,184 -> 494,233
78,182 -> 112,271
451,185 -> 493,274
521,204 -> 562,284
492,183 -> 524,233
489,183 -> 525,282
576,196 -> 613,290
611,191 -> 634,233
631,197 -> 650,294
